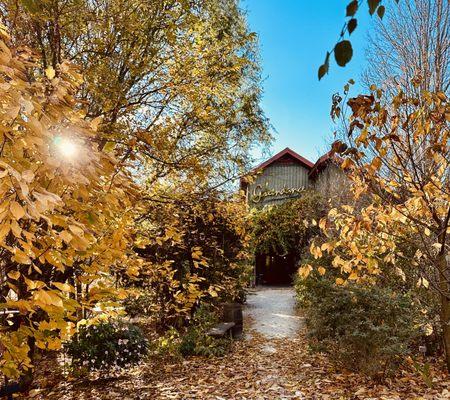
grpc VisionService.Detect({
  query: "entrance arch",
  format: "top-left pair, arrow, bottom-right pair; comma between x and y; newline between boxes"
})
255,253 -> 297,286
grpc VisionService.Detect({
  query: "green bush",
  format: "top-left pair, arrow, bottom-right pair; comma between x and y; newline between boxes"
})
249,190 -> 325,257
179,305 -> 231,357
123,293 -> 154,318
65,319 -> 148,371
296,273 -> 422,376
148,306 -> 231,358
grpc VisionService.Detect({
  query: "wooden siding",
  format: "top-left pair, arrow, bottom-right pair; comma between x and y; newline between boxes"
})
247,161 -> 310,207
313,163 -> 350,207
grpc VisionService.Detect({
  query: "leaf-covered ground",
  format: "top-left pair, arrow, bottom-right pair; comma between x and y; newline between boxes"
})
26,325 -> 449,399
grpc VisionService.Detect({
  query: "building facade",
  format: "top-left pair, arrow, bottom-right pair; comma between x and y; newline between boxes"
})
242,147 -> 336,208
241,147 -> 341,285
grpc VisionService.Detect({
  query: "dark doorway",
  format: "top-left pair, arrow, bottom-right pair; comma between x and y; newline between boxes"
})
255,253 -> 297,285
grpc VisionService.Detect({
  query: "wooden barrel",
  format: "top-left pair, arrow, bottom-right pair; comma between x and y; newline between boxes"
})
222,303 -> 243,338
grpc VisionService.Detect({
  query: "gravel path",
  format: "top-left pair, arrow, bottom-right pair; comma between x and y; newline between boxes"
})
243,286 -> 304,339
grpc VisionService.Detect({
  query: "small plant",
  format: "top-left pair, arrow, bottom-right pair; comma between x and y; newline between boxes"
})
413,360 -> 434,388
148,306 -> 231,358
180,305 -> 231,357
65,319 -> 148,371
150,327 -> 182,359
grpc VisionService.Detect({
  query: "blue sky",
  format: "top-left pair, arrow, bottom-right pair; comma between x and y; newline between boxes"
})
244,0 -> 373,163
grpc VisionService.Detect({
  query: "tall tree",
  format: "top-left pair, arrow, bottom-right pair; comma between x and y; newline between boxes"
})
0,0 -> 270,379
364,0 -> 450,96
0,27 -> 139,378
313,86 -> 450,370
0,0 -> 270,189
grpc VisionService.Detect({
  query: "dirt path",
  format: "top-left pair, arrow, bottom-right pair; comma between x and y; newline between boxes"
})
244,286 -> 304,339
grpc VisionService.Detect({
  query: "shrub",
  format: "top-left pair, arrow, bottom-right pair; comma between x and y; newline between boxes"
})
123,293 -> 154,318
296,273 -> 423,376
65,319 -> 148,371
147,305 -> 231,358
119,192 -> 251,330
249,190 -> 325,258
151,327 -> 183,359
179,305 -> 231,357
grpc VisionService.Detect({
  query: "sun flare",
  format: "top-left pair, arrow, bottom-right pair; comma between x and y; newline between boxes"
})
54,136 -> 78,160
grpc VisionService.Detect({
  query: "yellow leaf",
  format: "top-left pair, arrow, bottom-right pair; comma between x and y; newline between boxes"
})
91,116 -> 103,131
335,278 -> 345,285
47,338 -> 62,350
348,271 -> 358,280
68,224 -> 84,237
59,230 -> 73,243
319,218 -> 327,230
0,223 -> 10,242
341,158 -> 354,169
36,290 -> 63,307
317,266 -> 326,276
424,323 -> 433,336
432,243 -> 442,251
24,277 -> 40,290
45,66 -> 55,79
116,288 -> 128,300
35,290 -> 53,305
13,248 -> 31,264
422,277 -> 429,289
10,201 -> 25,220
298,264 -> 313,279
7,270 -> 20,280
396,267 -> 406,282
52,282 -> 74,293
372,157 -> 382,170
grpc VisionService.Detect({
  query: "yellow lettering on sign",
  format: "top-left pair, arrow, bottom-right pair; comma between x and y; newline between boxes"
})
251,185 -> 306,203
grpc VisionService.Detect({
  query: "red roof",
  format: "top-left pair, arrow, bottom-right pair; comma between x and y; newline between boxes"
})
240,148 -> 314,190
251,147 -> 314,172
240,147 -> 339,190
308,150 -> 341,179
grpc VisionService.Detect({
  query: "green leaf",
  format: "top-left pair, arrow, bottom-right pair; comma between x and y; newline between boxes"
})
334,41 -> 353,67
348,18 -> 357,34
20,0 -> 40,13
86,213 -> 96,224
368,0 -> 381,15
346,0 -> 358,17
377,5 -> 385,19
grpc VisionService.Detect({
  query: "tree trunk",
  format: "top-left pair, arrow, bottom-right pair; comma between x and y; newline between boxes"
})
441,294 -> 450,371
438,252 -> 450,371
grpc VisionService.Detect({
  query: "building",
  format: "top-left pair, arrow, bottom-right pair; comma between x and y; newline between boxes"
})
241,147 -> 342,285
241,147 -> 338,208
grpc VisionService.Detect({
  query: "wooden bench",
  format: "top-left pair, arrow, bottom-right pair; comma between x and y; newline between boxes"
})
207,322 -> 235,338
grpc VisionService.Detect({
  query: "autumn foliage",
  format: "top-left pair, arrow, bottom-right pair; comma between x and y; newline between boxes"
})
124,190 -> 251,329
303,84 -> 450,370
0,27 -> 140,377
0,0 -> 269,381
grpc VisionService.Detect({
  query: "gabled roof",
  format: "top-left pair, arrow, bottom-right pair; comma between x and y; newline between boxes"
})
308,150 -> 341,180
251,147 -> 314,172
